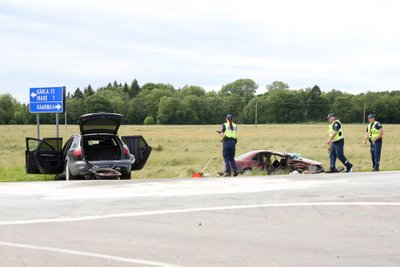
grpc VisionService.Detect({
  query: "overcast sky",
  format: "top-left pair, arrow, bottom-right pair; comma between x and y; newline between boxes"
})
1,0 -> 400,103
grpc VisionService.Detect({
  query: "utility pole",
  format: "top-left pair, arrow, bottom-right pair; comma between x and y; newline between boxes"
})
65,101 -> 67,131
64,86 -> 67,131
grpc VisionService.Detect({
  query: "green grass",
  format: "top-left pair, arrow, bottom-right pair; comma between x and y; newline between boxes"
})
0,124 -> 399,181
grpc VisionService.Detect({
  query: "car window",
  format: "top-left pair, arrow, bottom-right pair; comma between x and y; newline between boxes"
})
88,140 -> 100,146
84,136 -> 118,147
252,153 -> 270,162
38,139 -> 62,151
70,136 -> 79,149
27,139 -> 41,152
236,151 -> 256,160
62,138 -> 74,153
81,118 -> 120,134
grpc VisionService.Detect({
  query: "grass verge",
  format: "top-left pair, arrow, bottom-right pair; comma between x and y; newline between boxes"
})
0,124 -> 398,181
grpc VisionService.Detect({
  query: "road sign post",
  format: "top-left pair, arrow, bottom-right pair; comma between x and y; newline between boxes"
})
29,86 -> 65,139
36,114 -> 40,139
56,113 -> 59,138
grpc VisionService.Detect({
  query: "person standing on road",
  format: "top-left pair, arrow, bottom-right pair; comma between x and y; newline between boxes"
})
219,114 -> 239,177
363,114 -> 384,171
326,113 -> 353,173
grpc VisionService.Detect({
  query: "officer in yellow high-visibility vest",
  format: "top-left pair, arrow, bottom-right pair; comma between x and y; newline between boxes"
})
219,114 -> 239,177
363,114 -> 384,171
326,113 -> 353,173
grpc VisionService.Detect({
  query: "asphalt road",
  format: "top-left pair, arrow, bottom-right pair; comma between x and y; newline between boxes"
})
0,171 -> 399,266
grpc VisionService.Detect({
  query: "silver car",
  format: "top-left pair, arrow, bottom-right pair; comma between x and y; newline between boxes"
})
25,113 -> 152,180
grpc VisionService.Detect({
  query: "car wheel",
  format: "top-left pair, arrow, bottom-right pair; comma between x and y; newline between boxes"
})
242,168 -> 252,175
120,172 -> 131,180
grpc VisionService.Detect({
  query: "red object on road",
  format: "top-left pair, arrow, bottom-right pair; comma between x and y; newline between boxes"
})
192,157 -> 217,178
191,172 -> 204,178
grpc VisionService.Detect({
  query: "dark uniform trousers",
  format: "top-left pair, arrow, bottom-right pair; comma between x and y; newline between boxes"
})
329,139 -> 350,171
370,139 -> 382,171
223,139 -> 238,174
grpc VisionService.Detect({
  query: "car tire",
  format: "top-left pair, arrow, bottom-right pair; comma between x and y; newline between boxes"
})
120,171 -> 131,180
242,168 -> 252,175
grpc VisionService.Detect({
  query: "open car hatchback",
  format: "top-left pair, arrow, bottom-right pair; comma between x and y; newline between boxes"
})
25,113 -> 152,180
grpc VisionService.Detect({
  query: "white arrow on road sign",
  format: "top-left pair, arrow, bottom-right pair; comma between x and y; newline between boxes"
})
55,104 -> 62,110
31,92 -> 37,98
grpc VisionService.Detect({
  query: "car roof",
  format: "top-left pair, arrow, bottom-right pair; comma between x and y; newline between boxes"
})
236,150 -> 287,160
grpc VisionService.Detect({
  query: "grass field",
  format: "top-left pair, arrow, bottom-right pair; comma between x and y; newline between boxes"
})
0,124 -> 399,182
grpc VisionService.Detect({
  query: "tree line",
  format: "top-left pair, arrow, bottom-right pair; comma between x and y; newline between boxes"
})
1,79 -> 400,125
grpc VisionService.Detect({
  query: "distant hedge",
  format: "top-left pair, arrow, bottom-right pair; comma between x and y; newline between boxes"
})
1,79 -> 399,125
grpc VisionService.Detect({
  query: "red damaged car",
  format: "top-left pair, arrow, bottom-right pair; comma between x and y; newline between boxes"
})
235,150 -> 324,175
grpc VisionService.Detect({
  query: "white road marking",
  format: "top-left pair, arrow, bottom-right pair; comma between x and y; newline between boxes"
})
0,241 -> 179,267
0,202 -> 399,226
0,178 -> 351,200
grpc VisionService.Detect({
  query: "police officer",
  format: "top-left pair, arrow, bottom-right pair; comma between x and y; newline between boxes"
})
326,113 -> 353,173
219,114 -> 239,177
363,114 -> 384,171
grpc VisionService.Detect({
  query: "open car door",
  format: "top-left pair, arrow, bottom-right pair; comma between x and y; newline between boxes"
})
122,135 -> 152,170
25,137 -> 64,174
25,138 -> 41,174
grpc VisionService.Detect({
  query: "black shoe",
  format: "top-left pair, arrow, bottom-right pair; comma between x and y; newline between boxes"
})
326,168 -> 337,173
346,163 -> 353,173
224,173 -> 231,177
233,172 -> 239,177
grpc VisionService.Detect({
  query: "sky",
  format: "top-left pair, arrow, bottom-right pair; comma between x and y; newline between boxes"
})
1,0 -> 400,103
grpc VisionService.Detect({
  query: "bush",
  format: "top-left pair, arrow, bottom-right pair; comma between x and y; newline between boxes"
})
144,116 -> 156,125
8,119 -> 17,125
153,144 -> 163,151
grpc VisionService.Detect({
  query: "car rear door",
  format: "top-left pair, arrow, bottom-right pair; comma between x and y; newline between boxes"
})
121,136 -> 152,170
25,137 -> 64,174
25,138 -> 41,174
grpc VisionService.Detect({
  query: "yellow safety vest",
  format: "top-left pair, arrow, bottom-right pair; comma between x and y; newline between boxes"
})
224,122 -> 237,139
367,121 -> 381,140
328,120 -> 344,142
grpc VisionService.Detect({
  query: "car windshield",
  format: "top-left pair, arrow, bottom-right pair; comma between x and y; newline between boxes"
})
286,153 -> 302,160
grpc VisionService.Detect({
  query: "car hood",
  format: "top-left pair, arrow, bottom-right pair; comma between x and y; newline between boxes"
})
79,113 -> 123,135
285,152 -> 321,165
300,158 -> 322,165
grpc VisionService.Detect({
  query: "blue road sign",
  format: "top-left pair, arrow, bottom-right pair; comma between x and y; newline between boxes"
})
29,87 -> 64,113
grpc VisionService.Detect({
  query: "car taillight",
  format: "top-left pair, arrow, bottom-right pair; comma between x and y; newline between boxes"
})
74,148 -> 82,157
123,147 -> 130,155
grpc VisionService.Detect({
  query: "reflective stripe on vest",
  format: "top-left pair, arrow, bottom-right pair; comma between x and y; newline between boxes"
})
328,120 -> 344,142
224,122 -> 237,139
368,121 -> 380,140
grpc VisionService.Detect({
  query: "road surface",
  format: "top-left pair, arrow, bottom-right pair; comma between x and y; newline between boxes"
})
0,171 -> 399,266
